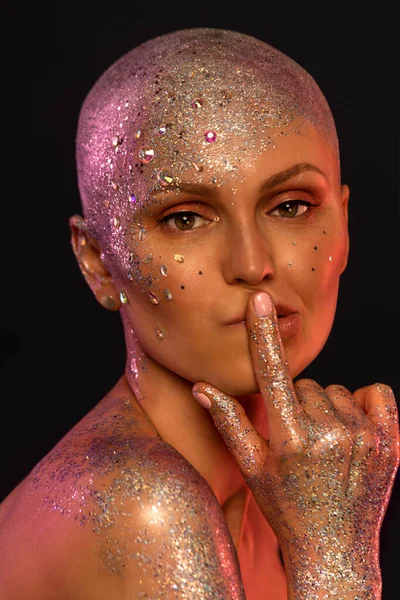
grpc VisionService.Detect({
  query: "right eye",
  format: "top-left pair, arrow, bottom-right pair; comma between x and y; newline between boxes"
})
160,211 -> 211,231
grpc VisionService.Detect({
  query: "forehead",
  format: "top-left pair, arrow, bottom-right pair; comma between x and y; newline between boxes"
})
171,122 -> 336,192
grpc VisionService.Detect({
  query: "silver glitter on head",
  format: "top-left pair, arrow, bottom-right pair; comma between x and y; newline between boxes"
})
76,28 -> 339,285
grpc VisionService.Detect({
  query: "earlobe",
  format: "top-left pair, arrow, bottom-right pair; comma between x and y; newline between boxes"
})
69,214 -> 121,310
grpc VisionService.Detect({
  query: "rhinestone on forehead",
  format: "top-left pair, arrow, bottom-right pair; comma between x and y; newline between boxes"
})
76,27 -> 339,277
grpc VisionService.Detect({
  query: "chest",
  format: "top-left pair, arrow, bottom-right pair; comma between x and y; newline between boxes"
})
223,494 -> 287,600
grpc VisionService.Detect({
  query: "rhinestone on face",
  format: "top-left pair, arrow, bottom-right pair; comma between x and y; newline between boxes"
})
157,171 -> 174,186
139,148 -> 154,163
127,271 -> 134,281
160,265 -> 168,277
112,135 -> 121,147
155,325 -> 165,339
191,162 -> 204,172
111,180 -> 119,190
173,254 -> 184,263
135,130 -> 141,139
129,194 -> 137,204
204,130 -> 217,143
142,254 -> 153,264
158,126 -> 167,135
148,291 -> 159,305
139,229 -> 147,241
113,216 -> 120,228
164,289 -> 173,300
191,98 -> 203,109
120,290 -> 128,304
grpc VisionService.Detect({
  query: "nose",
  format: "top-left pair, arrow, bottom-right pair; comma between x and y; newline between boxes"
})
222,219 -> 275,285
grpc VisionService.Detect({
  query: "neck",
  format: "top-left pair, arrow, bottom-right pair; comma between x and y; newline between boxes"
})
123,346 -> 269,507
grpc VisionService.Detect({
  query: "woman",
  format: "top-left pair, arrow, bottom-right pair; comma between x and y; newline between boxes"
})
0,27 -> 398,599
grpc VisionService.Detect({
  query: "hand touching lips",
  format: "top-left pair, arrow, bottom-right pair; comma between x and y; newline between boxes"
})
224,297 -> 301,340
192,291 -> 400,597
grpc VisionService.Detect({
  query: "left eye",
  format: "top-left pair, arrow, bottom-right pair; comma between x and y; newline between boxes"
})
270,201 -> 311,218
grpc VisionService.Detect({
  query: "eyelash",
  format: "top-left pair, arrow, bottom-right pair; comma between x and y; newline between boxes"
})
160,200 -> 314,231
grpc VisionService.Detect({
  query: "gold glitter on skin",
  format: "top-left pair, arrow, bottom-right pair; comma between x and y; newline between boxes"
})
18,392 -> 245,598
36,27 -> 396,599
193,296 -> 400,599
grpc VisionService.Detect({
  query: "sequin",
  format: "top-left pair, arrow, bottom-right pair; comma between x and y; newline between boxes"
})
113,216 -> 120,228
134,129 -> 141,139
148,292 -> 159,304
155,324 -> 165,339
157,171 -> 174,186
164,289 -> 173,300
139,148 -> 155,163
191,162 -> 204,172
111,181 -> 119,190
173,254 -> 184,263
160,265 -> 168,277
204,130 -> 217,143
119,289 -> 128,304
112,135 -> 121,147
191,98 -> 203,109
139,229 -> 147,241
142,254 -> 153,264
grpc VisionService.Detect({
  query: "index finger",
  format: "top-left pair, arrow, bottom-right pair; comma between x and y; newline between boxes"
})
247,291 -> 306,441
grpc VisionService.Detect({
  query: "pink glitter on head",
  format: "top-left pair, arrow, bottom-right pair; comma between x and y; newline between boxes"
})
75,28 -> 339,282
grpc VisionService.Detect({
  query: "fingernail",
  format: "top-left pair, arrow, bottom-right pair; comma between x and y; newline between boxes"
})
253,292 -> 272,317
192,391 -> 212,409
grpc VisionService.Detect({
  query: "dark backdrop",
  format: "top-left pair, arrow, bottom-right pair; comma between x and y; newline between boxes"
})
3,3 -> 399,597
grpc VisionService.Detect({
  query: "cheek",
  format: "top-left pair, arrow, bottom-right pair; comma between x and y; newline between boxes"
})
279,227 -> 346,280
119,237 -> 212,334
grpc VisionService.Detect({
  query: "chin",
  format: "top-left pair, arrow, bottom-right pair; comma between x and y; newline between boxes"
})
210,352 -> 311,397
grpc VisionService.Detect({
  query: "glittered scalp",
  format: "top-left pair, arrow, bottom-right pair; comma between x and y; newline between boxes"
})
75,27 -> 339,275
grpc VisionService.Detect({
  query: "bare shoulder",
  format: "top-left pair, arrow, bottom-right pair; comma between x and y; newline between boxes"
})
0,382 -> 244,599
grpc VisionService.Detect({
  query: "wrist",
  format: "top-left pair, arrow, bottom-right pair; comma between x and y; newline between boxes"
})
282,539 -> 381,600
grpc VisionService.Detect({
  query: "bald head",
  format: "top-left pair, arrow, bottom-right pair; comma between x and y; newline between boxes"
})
76,28 -> 338,244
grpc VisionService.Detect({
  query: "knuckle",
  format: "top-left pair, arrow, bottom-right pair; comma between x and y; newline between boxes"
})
354,430 -> 377,454
325,384 -> 349,395
374,382 -> 394,395
295,378 -> 316,389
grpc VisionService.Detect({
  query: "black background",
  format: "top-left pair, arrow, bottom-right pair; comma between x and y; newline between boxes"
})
3,2 -> 399,597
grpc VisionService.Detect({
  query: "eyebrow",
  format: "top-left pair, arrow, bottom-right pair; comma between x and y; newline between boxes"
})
160,162 -> 327,198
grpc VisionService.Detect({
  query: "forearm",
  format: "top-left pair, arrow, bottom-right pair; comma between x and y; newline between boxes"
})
282,541 -> 381,600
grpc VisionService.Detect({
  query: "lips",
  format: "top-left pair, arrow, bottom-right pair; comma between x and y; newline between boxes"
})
224,300 -> 298,325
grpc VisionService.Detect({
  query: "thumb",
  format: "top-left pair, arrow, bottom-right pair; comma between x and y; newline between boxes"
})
192,384 -> 268,477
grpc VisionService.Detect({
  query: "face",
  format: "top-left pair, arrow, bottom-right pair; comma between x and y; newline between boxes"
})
87,120 -> 348,397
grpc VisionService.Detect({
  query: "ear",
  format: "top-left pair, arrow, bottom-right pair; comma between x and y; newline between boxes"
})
339,184 -> 350,273
69,215 -> 121,310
